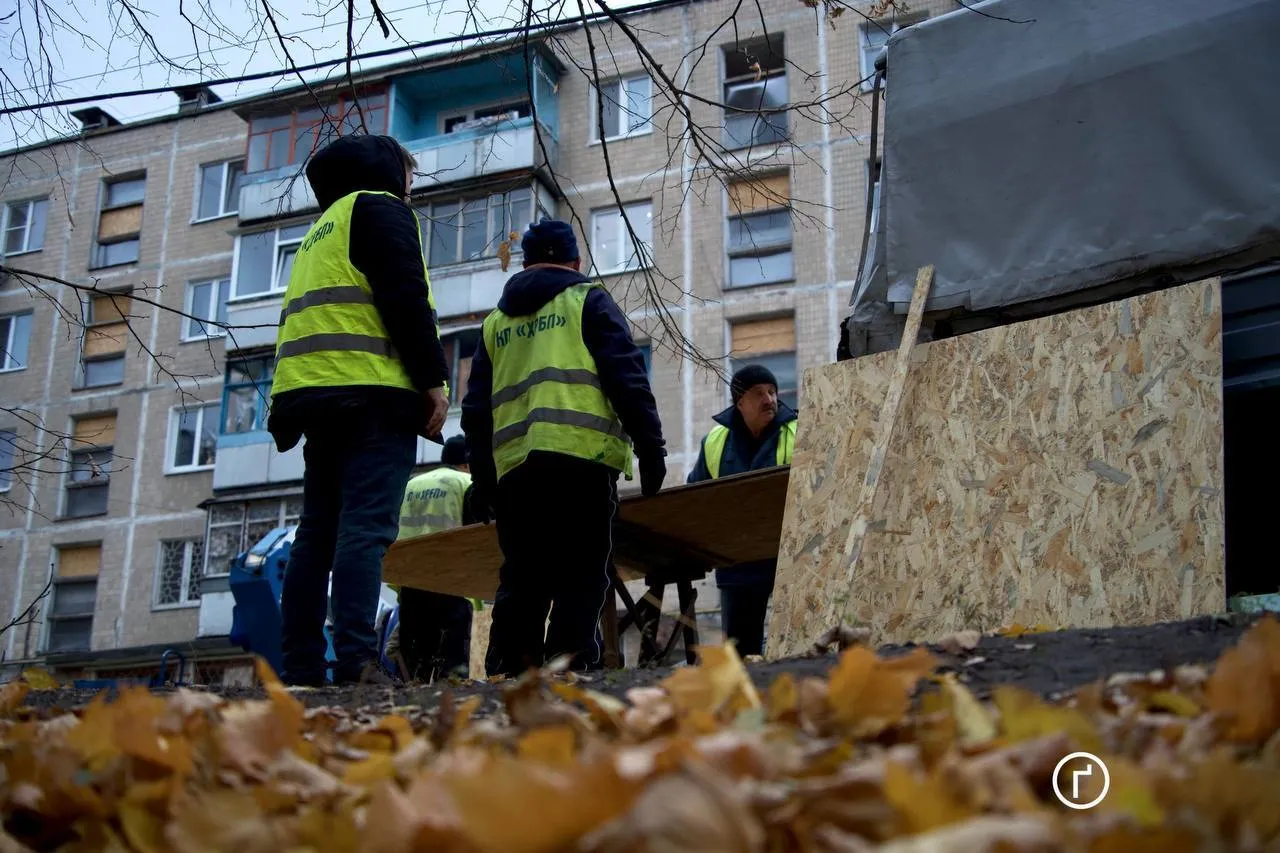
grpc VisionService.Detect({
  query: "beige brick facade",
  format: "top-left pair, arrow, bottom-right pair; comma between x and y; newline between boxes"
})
0,0 -> 961,667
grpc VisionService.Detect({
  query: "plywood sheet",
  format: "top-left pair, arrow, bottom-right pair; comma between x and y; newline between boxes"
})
768,279 -> 1226,658
383,467 -> 791,600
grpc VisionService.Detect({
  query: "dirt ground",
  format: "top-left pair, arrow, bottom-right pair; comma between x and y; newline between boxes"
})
16,613 -> 1260,718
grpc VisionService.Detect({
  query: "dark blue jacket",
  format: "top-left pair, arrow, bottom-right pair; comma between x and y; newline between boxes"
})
461,265 -> 665,497
687,402 -> 798,586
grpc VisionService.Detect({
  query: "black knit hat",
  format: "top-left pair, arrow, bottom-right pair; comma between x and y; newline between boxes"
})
730,364 -> 778,404
521,218 -> 580,264
441,435 -> 467,466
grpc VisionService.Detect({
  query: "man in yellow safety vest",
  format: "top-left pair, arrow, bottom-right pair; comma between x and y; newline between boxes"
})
461,218 -> 668,677
687,364 -> 798,656
391,435 -> 486,682
268,134 -> 451,687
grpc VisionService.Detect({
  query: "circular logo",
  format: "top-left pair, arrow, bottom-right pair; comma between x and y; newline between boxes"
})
1051,751 -> 1110,810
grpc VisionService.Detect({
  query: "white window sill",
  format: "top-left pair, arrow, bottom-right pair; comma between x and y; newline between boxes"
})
166,464 -> 216,476
191,212 -> 239,226
227,290 -> 286,306
0,365 -> 27,373
179,332 -> 228,345
151,601 -> 201,612
724,277 -> 796,291
595,264 -> 653,279
588,127 -> 654,146
2,247 -> 41,258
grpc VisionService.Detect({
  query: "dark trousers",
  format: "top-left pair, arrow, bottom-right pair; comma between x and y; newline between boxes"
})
485,454 -> 618,678
398,588 -> 473,681
716,564 -> 777,657
280,420 -> 416,683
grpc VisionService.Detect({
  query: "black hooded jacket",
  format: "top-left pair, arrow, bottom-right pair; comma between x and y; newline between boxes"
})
460,264 -> 665,496
268,135 -> 449,452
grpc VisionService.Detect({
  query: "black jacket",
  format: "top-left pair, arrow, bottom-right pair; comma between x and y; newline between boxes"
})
461,265 -> 665,497
268,135 -> 449,452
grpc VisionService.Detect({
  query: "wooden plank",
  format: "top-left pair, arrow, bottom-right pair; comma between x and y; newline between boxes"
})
383,466 -> 791,600
767,279 -> 1226,658
728,173 -> 790,214
732,316 -> 796,356
820,265 -> 933,633
73,413 -> 117,447
84,322 -> 128,358
57,544 -> 101,578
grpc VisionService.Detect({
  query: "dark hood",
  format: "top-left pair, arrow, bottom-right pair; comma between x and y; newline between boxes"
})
712,399 -> 798,432
497,264 -> 590,316
305,135 -> 408,211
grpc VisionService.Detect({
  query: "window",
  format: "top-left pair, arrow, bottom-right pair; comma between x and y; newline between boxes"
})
233,223 -> 310,298
65,414 -> 114,518
726,174 -> 793,288
196,160 -> 244,220
723,35 -> 787,150
419,188 -> 536,267
222,356 -> 273,434
591,201 -> 654,274
155,539 -> 205,607
443,101 -> 532,134
184,277 -> 230,340
1,312 -> 33,371
204,497 -> 302,576
729,316 -> 798,410
0,429 -> 15,492
168,402 -> 220,472
442,329 -> 481,407
859,15 -> 925,90
591,76 -> 652,141
246,90 -> 390,173
93,175 -> 145,268
79,292 -> 130,388
48,544 -> 100,652
4,198 -> 48,255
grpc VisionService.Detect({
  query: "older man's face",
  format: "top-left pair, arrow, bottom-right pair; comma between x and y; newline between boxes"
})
737,383 -> 778,434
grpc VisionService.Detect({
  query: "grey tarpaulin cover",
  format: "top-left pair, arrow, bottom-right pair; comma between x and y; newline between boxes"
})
853,0 -> 1280,315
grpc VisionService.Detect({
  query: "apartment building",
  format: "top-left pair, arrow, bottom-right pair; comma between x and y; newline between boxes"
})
1,0 -> 962,678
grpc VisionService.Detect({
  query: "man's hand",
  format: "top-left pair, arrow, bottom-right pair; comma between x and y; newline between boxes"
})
469,487 -> 495,524
423,386 -> 449,441
639,454 -> 667,497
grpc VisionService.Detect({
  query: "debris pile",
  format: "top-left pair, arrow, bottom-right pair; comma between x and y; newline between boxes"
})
2,617 -> 1279,852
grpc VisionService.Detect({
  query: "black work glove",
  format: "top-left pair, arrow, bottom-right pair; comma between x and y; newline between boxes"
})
639,454 -> 667,497
468,487 -> 495,524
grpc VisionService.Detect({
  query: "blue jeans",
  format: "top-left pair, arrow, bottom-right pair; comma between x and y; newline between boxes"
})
280,420 -> 416,683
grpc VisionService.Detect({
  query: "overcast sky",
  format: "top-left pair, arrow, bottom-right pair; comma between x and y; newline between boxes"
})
1,0 -> 633,149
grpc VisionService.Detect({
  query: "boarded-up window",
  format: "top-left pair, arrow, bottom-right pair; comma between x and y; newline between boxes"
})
80,292 -> 130,387
93,176 -> 144,268
72,413 -> 117,448
726,174 -> 793,288
48,547 -> 98,652
67,414 -> 114,518
730,316 -> 798,410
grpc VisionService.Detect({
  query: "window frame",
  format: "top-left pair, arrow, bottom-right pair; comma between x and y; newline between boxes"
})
590,200 -> 654,275
182,277 -> 231,341
45,575 -> 97,653
589,74 -> 653,143
0,311 -> 33,372
727,316 -> 799,410
416,187 -> 537,269
722,35 -> 788,150
3,197 -> 49,256
220,355 -> 274,435
441,100 -> 533,135
194,160 -> 245,222
203,497 -> 302,577
724,175 -> 794,289
63,440 -> 113,520
78,291 -> 131,389
858,14 -> 927,91
230,222 -> 312,300
0,428 -> 16,493
166,402 -> 221,474
91,174 -> 145,270
245,89 -> 390,173
153,538 -> 205,609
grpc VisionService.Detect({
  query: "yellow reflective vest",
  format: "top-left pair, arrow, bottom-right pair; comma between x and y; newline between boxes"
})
703,419 -> 796,479
270,190 -> 447,398
481,283 -> 633,482
392,466 -> 481,611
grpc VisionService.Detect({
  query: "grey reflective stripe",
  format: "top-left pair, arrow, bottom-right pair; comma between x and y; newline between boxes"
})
492,407 -> 630,449
490,367 -> 603,407
399,513 -> 457,531
276,333 -> 395,360
280,285 -> 373,323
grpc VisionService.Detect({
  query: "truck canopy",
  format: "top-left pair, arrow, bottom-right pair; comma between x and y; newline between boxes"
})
853,0 -> 1280,316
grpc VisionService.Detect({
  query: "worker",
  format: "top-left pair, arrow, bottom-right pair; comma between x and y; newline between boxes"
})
391,435 -> 487,682
269,134 -> 451,687
461,218 -> 667,678
687,364 -> 798,657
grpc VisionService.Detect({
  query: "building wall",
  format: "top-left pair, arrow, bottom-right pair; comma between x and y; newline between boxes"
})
0,107 -> 246,662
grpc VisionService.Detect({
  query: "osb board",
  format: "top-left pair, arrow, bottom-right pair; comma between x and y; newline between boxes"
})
767,279 -> 1226,658
384,468 -> 791,600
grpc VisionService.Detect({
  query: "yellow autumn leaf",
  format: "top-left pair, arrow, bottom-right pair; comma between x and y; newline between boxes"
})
1095,756 -> 1164,827
1204,615 -> 1280,743
20,668 -> 59,690
660,643 -> 760,718
1146,689 -> 1202,718
827,646 -> 937,737
518,725 -> 578,766
992,685 -> 1104,754
939,674 -> 997,748
882,760 -> 976,834
344,752 -> 397,787
0,680 -> 30,715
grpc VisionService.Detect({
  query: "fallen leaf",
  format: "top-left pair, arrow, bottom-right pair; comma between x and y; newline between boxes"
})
0,680 -> 30,715
1204,615 -> 1280,743
882,760 -> 975,834
518,725 -> 578,766
661,644 -> 761,718
827,647 -> 937,737
874,814 -> 1062,853
996,623 -> 1053,638
811,625 -> 873,655
937,630 -> 981,656
993,686 -> 1104,754
939,674 -> 997,748
20,669 -> 58,690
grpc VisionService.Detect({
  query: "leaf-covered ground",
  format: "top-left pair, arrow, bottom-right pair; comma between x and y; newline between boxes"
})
3,613 -> 1278,852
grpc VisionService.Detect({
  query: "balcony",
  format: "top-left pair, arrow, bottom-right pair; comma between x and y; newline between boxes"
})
236,45 -> 562,223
